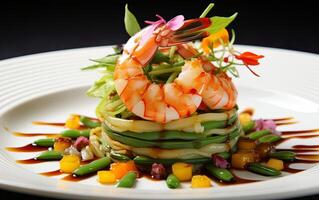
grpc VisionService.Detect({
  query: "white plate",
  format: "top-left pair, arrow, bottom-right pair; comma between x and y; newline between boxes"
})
0,45 -> 319,200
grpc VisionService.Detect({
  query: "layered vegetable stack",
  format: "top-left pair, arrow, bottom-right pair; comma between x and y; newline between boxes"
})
83,4 -> 245,167
102,107 -> 240,164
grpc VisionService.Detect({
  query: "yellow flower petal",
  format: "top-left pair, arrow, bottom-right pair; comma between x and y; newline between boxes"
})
201,28 -> 229,53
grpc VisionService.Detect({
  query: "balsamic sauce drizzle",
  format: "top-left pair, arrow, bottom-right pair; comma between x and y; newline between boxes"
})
5,111 -> 319,184
6,143 -> 47,152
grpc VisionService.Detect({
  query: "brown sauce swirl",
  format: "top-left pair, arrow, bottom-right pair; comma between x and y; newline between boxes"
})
5,114 -> 319,184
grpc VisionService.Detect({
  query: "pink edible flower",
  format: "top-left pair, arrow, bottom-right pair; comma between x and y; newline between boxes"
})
74,136 -> 89,150
255,119 -> 281,135
151,163 -> 167,180
141,14 -> 184,45
212,155 -> 230,169
166,15 -> 184,31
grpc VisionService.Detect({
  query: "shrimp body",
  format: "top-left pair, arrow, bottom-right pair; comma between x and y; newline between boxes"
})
114,17 -> 236,123
175,57 -> 237,110
201,73 -> 237,110
114,24 -> 205,123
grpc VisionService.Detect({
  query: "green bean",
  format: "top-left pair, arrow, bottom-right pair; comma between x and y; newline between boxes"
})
133,156 -> 211,166
80,129 -> 90,137
103,121 -> 238,143
202,114 -> 237,130
166,174 -> 180,189
205,164 -> 234,182
61,129 -> 90,138
36,151 -> 62,160
80,116 -> 101,128
247,130 -> 270,140
258,134 -> 281,143
73,157 -> 111,176
247,163 -> 281,176
229,128 -> 241,140
242,120 -> 255,133
117,171 -> 137,188
110,152 -> 131,161
270,151 -> 296,161
111,129 -> 203,141
33,138 -> 55,147
106,130 -> 228,149
201,120 -> 226,130
217,152 -> 231,159
230,143 -> 238,153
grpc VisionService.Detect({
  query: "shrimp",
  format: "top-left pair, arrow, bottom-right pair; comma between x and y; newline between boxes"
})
176,44 -> 238,110
114,16 -> 236,123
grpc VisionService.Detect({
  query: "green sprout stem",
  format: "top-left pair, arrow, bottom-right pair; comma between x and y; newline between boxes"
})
149,66 -> 182,76
200,3 -> 215,18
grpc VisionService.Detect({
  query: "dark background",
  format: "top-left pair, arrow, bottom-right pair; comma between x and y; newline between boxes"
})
1,0 -> 318,60
0,0 -> 318,199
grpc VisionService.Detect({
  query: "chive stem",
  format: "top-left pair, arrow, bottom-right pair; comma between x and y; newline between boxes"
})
149,66 -> 182,75
169,46 -> 177,60
200,3 -> 215,18
166,71 -> 179,83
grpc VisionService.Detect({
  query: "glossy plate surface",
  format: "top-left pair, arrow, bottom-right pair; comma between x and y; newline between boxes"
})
0,45 -> 319,199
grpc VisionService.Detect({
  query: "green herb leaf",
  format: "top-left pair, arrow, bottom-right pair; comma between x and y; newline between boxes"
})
90,54 -> 120,65
81,64 -> 105,71
206,13 -> 238,34
228,66 -> 240,78
124,4 -> 141,36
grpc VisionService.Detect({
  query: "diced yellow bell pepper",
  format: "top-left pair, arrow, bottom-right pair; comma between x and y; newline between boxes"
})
191,175 -> 212,188
97,170 -> 117,184
239,113 -> 252,126
172,162 -> 192,182
65,114 -> 81,129
54,137 -> 72,152
201,28 -> 229,53
266,158 -> 284,171
60,155 -> 80,173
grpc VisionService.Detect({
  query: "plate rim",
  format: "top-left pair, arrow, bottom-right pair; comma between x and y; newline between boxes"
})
1,45 -> 319,200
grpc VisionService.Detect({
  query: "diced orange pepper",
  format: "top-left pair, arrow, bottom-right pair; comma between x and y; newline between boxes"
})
126,160 -> 137,171
65,114 -> 81,129
237,139 -> 257,151
231,152 -> 258,169
201,28 -> 229,53
54,137 -> 72,152
110,160 -> 137,179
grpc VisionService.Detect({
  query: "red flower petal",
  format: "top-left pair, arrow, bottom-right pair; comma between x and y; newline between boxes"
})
235,52 -> 264,66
